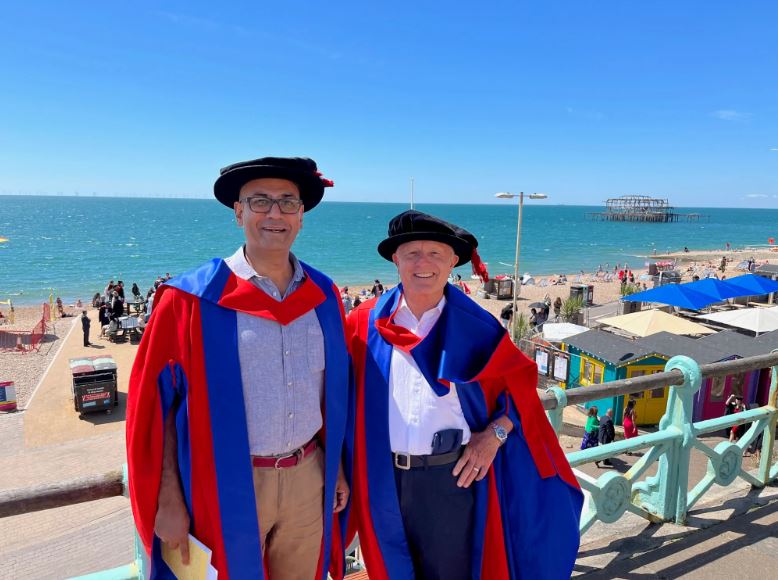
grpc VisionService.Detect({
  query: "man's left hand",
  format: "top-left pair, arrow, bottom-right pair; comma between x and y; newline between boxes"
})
452,430 -> 502,488
333,464 -> 350,513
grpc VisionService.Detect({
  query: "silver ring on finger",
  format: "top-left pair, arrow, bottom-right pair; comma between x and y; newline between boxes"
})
472,466 -> 480,472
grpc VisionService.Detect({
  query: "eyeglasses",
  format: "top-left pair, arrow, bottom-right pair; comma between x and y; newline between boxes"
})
241,197 -> 303,214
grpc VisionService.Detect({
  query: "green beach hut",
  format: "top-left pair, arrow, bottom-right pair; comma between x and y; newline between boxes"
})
562,329 -> 669,426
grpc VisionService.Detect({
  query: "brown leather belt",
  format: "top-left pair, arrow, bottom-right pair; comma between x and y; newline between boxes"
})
252,439 -> 317,469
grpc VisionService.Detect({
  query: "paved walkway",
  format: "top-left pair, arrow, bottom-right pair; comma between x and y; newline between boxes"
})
0,310 -> 134,578
1,309 -> 776,577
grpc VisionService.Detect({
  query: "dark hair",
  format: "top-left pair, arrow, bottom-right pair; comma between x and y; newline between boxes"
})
626,399 -> 636,409
588,406 -> 598,417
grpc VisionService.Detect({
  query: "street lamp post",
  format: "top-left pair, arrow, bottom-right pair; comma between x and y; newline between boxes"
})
495,191 -> 548,342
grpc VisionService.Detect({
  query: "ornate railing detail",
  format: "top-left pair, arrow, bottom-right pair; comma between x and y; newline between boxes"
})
551,351 -> 778,533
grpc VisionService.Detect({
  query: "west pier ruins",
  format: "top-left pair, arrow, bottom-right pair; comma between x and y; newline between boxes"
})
586,195 -> 709,223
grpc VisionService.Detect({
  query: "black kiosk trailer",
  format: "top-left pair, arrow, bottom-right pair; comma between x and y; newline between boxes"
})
68,355 -> 118,417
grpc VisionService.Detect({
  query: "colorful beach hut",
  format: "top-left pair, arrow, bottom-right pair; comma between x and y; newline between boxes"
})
696,329 -> 778,414
635,331 -> 752,422
562,329 -> 669,425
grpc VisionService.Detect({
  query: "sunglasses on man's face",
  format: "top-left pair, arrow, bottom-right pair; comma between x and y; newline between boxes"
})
241,197 -> 303,214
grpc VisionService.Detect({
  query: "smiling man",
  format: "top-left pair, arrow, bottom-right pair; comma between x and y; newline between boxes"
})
127,157 -> 351,579
347,210 -> 583,580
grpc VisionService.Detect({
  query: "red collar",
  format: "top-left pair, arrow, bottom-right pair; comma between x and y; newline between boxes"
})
374,297 -> 423,352
217,273 -> 325,325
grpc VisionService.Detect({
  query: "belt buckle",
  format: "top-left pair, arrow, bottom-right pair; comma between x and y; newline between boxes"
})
274,445 -> 305,469
394,452 -> 411,470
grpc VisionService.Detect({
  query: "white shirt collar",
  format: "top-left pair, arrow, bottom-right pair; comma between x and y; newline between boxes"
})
394,294 -> 447,338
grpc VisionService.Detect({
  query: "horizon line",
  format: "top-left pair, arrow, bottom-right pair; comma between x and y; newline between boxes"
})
0,193 -> 770,210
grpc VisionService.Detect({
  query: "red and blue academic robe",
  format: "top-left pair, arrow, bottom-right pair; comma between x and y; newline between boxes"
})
126,258 -> 352,579
347,284 -> 583,580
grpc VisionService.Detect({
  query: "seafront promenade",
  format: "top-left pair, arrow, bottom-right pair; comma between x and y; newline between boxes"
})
1,309 -> 778,578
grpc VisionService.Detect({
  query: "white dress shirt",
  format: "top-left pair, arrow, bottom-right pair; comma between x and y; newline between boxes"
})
388,295 -> 471,455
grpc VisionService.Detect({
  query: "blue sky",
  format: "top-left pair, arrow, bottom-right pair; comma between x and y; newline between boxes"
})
0,1 -> 776,207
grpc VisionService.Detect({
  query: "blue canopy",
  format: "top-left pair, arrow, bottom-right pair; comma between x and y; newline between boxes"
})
622,283 -> 722,310
683,278 -> 751,301
725,273 -> 778,295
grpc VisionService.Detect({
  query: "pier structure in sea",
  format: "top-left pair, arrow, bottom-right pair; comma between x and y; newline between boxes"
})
586,195 -> 709,223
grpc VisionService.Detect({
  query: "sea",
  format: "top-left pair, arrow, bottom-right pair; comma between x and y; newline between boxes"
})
2,195 -> 777,305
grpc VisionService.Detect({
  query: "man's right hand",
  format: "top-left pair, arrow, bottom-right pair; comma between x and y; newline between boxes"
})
154,494 -> 191,565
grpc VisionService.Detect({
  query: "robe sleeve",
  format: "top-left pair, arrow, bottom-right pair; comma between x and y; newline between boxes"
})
125,288 -> 193,555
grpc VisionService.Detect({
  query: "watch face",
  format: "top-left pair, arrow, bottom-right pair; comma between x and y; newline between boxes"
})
493,424 -> 508,441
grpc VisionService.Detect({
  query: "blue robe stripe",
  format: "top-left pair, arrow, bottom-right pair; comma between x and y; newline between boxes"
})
302,263 -> 351,577
199,299 -> 264,579
149,363 -> 192,579
363,291 -> 417,579
166,258 -> 231,305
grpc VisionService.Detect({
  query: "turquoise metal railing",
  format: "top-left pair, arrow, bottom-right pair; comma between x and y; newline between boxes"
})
545,350 -> 778,533
5,351 -> 778,577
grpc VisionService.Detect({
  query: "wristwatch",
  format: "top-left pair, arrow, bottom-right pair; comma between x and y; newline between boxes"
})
490,422 -> 508,445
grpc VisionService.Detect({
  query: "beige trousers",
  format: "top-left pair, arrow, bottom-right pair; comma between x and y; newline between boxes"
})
252,447 -> 324,580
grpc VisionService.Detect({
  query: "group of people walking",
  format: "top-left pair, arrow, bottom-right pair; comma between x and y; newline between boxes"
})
125,155 -> 583,579
580,399 -> 639,467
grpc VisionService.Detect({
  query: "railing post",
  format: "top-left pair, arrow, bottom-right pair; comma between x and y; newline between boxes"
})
633,355 -> 701,525
759,352 -> 778,482
545,386 -> 567,437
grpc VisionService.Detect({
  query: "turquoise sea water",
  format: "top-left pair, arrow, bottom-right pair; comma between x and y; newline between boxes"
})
2,196 -> 777,304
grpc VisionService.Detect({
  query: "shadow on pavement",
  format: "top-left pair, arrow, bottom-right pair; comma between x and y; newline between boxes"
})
575,489 -> 778,578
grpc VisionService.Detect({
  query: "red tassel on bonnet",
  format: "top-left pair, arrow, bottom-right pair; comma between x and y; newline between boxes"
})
471,249 -> 489,283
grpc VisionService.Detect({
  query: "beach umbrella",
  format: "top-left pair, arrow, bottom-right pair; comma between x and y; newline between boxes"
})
683,278 -> 751,301
599,309 -> 715,337
697,306 -> 778,336
622,284 -> 720,310
724,274 -> 778,296
527,302 -> 546,309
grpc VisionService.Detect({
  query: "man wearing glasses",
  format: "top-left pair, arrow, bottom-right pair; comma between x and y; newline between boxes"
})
127,157 -> 351,579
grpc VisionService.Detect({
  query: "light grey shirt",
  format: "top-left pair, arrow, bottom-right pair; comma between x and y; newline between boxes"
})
225,246 -> 325,456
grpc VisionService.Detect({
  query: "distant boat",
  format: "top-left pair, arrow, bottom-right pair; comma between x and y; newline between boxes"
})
0,237 -> 8,243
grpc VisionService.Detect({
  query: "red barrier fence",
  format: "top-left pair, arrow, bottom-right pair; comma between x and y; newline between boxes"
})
0,304 -> 50,353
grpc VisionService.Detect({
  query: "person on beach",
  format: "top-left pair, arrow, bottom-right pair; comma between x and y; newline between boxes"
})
346,210 -> 582,580
370,279 -> 384,298
341,286 -> 354,315
553,296 -> 563,320
126,157 -> 351,579
81,310 -> 91,347
623,399 -> 638,454
499,302 -> 514,329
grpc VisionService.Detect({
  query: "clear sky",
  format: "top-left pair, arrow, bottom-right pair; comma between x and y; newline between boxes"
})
1,1 -> 776,207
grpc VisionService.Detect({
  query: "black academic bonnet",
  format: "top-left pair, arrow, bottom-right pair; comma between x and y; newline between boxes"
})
213,156 -> 334,211
377,210 -> 489,281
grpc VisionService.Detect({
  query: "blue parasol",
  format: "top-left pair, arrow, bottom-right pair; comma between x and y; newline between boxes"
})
683,277 -> 753,301
622,283 -> 722,310
724,273 -> 778,296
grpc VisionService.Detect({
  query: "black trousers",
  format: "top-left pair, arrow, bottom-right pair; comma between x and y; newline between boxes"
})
394,461 -> 475,580
83,329 -> 90,346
